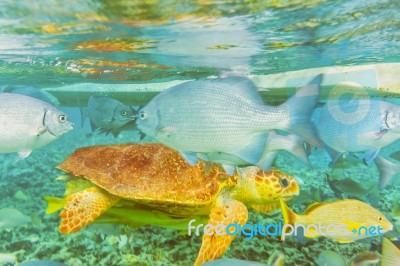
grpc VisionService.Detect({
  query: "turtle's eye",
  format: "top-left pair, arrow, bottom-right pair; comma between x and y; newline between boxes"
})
139,111 -> 148,120
59,115 -> 67,123
279,177 -> 290,188
121,111 -> 128,116
378,216 -> 382,222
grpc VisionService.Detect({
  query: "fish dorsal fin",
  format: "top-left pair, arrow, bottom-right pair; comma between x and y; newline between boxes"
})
304,202 -> 325,214
217,76 -> 264,104
230,132 -> 268,165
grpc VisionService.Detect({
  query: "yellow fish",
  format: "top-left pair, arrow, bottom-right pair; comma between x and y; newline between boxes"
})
381,238 -> 400,266
280,199 -> 393,243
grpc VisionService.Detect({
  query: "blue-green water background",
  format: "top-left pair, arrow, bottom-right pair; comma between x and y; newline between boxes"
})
0,0 -> 399,265
0,0 -> 399,85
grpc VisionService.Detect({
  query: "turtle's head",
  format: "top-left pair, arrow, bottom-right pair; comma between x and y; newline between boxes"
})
232,167 -> 299,205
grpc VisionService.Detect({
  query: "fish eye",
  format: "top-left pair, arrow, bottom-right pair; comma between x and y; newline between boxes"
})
121,111 -> 127,116
378,216 -> 382,222
279,177 -> 290,188
59,115 -> 67,123
139,111 -> 148,120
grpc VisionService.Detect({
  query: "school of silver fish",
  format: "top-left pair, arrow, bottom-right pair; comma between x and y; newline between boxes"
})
1,74 -> 400,265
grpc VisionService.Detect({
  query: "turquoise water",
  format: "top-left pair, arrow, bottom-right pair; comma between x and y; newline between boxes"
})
0,0 -> 399,265
0,0 -> 399,85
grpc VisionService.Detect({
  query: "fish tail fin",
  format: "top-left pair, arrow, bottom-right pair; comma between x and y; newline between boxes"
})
282,74 -> 323,147
374,156 -> 400,189
279,199 -> 299,241
44,196 -> 66,214
279,198 -> 298,225
382,238 -> 400,266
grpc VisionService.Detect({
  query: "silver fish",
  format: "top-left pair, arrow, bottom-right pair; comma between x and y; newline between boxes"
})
315,99 -> 400,163
81,96 -> 136,137
2,85 -> 60,106
0,93 -> 73,159
136,75 -> 322,171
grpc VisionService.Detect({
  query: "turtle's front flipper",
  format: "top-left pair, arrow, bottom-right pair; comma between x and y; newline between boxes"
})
59,187 -> 120,233
194,193 -> 248,266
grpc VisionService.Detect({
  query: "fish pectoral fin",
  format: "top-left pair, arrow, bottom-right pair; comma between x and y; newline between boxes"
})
179,151 -> 198,165
139,132 -> 146,141
15,151 -> 32,162
160,126 -> 176,136
31,126 -> 48,136
195,194 -> 248,265
222,164 -> 236,176
230,133 -> 268,165
369,129 -> 388,140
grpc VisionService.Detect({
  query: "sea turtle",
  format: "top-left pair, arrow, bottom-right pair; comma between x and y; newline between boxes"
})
46,143 -> 299,265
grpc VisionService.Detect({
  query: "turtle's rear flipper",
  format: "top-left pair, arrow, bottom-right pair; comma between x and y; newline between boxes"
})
59,187 -> 120,234
194,193 -> 248,266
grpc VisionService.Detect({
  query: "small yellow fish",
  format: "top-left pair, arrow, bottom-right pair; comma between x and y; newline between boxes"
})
280,199 -> 393,243
381,238 -> 400,266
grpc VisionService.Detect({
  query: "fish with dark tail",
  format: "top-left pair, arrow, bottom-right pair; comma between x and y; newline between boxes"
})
136,75 -> 323,173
